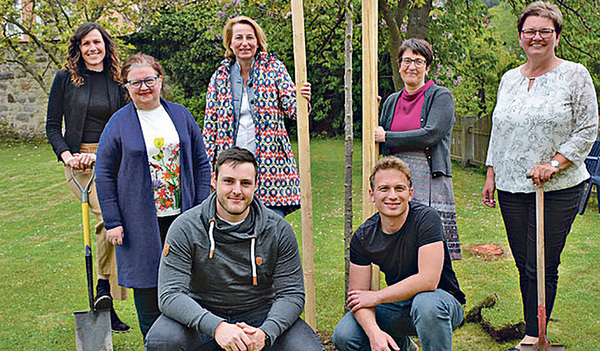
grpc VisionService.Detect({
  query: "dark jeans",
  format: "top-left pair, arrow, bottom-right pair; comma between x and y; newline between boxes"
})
133,215 -> 178,338
144,306 -> 324,351
497,183 -> 583,337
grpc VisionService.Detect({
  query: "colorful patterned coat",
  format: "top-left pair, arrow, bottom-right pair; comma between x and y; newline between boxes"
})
203,52 -> 301,209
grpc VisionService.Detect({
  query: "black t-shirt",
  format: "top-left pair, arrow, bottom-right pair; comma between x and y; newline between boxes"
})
350,202 -> 466,304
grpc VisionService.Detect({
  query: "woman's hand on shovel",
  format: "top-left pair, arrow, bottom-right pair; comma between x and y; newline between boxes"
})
107,226 -> 124,246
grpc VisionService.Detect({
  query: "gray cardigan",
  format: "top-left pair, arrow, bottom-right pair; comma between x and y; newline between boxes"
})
379,83 -> 455,177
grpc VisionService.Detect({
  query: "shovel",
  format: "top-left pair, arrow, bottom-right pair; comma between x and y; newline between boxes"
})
71,167 -> 112,351
521,184 -> 564,351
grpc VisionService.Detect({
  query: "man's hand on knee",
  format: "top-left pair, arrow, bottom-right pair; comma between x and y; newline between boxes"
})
215,322 -> 251,351
236,322 -> 266,351
367,329 -> 400,351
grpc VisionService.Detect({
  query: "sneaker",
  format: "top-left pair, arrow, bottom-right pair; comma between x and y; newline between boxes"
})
408,338 -> 418,351
110,307 -> 131,333
94,279 -> 113,311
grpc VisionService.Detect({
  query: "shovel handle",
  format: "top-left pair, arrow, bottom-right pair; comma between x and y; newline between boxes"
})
535,185 -> 549,346
71,166 -> 95,203
71,167 -> 96,310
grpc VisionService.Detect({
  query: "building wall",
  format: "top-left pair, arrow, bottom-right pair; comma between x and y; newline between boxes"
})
0,54 -> 55,139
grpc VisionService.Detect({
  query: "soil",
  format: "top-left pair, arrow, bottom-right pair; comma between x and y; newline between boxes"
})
464,244 -> 506,260
316,330 -> 336,351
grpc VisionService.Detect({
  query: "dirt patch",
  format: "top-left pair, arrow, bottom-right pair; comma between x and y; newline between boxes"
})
317,330 -> 336,351
464,244 -> 506,260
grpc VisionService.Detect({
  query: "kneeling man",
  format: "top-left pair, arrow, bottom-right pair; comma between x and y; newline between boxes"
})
145,147 -> 323,351
333,156 -> 465,351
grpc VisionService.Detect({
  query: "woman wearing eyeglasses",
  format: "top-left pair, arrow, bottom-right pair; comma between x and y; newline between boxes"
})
45,22 -> 131,332
375,38 -> 461,260
95,52 -> 211,339
482,2 -> 597,350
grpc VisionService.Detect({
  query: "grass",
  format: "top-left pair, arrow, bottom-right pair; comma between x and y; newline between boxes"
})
1,139 -> 599,350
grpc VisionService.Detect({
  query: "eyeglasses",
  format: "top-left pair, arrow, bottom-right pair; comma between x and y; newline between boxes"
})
521,28 -> 555,39
400,57 -> 427,68
127,76 -> 159,89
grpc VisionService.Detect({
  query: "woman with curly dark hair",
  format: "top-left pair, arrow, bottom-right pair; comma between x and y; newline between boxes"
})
45,22 -> 130,333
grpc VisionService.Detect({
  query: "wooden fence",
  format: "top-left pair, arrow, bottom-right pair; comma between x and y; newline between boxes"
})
450,115 -> 492,168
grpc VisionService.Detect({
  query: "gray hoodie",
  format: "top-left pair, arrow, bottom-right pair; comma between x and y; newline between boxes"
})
157,192 -> 305,344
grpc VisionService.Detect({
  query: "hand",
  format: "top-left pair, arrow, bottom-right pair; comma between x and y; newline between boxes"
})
374,126 -> 386,143
367,329 -> 400,351
482,167 -> 496,208
106,226 -> 124,246
215,322 -> 252,351
299,82 -> 311,102
235,322 -> 266,351
347,289 -> 380,313
528,163 -> 558,187
77,153 -> 96,169
482,178 -> 496,208
62,151 -> 82,170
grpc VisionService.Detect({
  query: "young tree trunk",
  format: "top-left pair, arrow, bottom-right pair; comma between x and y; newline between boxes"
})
343,0 -> 354,311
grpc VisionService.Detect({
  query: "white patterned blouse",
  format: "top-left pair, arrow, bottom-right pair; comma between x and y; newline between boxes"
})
486,60 -> 598,193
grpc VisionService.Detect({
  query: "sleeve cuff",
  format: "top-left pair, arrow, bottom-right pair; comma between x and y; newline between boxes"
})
258,320 -> 280,345
200,313 -> 226,338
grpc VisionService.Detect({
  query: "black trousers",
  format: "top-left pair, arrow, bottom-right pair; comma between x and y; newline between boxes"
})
497,183 -> 583,337
133,214 -> 178,338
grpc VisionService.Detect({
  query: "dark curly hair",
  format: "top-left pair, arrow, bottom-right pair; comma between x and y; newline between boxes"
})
65,22 -> 121,87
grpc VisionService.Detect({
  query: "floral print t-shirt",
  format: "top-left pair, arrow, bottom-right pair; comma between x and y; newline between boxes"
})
486,61 -> 598,193
137,105 -> 181,216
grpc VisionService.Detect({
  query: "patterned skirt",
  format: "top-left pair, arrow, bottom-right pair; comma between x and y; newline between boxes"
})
393,150 -> 462,260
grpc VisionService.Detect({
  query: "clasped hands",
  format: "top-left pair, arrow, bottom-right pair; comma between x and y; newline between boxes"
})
64,152 -> 96,170
215,321 -> 266,351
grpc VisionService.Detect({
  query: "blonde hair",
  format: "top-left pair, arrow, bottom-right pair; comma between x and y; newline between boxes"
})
222,16 -> 268,59
369,156 -> 413,189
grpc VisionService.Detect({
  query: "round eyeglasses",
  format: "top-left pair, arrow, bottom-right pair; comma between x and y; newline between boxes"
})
400,57 -> 426,68
127,76 -> 159,89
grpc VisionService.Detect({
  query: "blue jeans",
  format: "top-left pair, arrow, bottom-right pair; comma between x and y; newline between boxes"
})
144,306 -> 323,351
332,289 -> 463,351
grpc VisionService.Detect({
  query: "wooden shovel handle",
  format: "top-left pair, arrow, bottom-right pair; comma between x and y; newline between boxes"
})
535,185 -> 549,346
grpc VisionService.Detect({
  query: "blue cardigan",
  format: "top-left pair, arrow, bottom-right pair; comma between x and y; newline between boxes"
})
96,99 -> 211,288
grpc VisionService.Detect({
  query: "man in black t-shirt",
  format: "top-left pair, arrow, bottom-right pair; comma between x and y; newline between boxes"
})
332,156 -> 465,351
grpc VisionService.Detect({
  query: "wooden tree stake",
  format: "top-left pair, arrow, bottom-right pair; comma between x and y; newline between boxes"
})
362,0 -> 380,290
291,0 -> 316,330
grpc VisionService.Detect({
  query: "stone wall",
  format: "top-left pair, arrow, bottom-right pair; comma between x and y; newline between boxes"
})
0,54 -> 57,139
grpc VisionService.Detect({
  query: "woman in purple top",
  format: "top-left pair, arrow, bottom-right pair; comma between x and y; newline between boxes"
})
375,38 -> 461,260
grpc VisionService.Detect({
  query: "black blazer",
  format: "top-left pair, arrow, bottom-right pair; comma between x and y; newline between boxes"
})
45,69 -> 126,161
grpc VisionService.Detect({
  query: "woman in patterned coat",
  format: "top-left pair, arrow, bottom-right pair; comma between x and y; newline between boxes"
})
203,16 -> 310,217
482,2 -> 597,350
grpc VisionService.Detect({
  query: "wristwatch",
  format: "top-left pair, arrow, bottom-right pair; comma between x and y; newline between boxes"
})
550,159 -> 561,171
264,333 -> 272,347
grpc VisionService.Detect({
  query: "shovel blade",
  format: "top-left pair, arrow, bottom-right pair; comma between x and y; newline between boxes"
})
521,343 -> 565,351
74,310 -> 113,351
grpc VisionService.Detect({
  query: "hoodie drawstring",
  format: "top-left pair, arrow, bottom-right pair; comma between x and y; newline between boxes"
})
208,219 -> 216,259
250,237 -> 257,286
208,218 -> 257,286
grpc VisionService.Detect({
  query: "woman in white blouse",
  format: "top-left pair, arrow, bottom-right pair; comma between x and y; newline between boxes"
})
482,2 -> 598,350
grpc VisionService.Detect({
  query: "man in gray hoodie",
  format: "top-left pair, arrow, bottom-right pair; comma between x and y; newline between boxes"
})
145,147 -> 323,351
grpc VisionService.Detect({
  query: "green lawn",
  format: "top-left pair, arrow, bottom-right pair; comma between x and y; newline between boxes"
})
1,139 -> 599,350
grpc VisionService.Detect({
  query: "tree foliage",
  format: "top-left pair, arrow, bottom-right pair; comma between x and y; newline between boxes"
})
129,0 -> 374,137
0,0 -> 182,93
